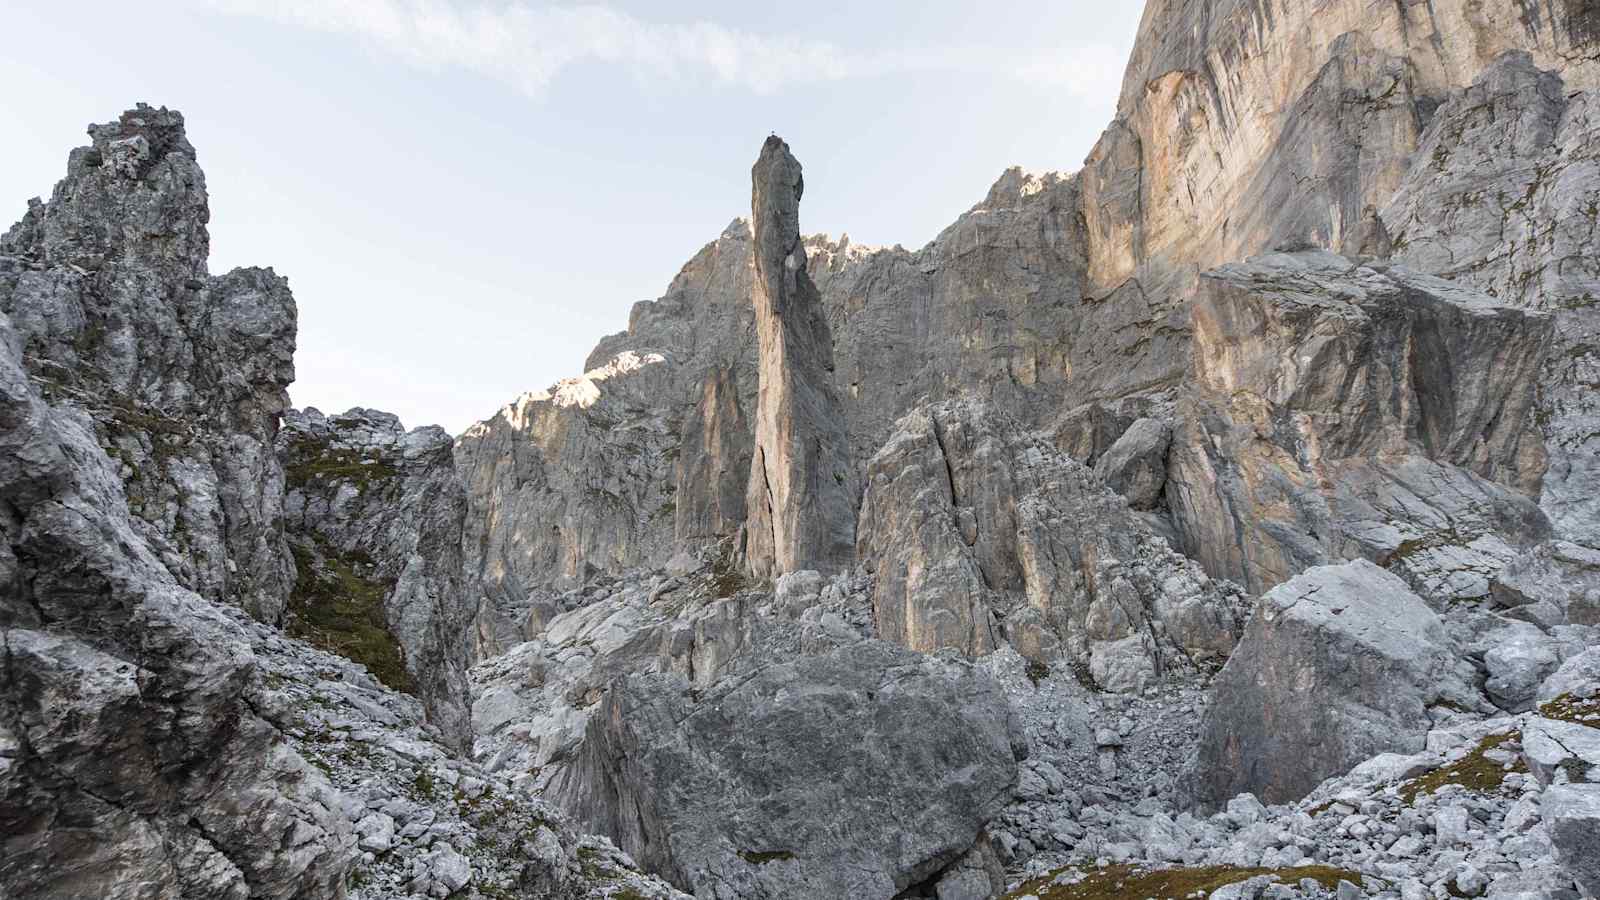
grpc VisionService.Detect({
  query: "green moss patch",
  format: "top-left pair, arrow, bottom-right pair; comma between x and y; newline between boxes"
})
1398,731 -> 1525,804
1539,693 -> 1600,728
284,440 -> 399,493
1001,864 -> 1365,899
287,541 -> 410,693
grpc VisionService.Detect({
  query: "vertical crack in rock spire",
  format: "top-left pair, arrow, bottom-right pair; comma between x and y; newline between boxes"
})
742,136 -> 857,578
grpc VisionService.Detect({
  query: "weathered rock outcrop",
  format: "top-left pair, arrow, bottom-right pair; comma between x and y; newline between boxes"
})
0,107 -> 689,900
279,407 -> 478,750
0,307 -> 352,897
1168,251 -> 1554,597
742,137 -> 857,579
1380,50 -> 1600,551
472,555 -> 1025,899
1184,561 -> 1480,808
0,105 -> 296,622
557,640 -> 1021,900
857,399 -> 1245,689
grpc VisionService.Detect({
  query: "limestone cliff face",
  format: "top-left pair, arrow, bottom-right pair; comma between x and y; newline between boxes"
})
1167,251 -> 1554,596
1087,0 -> 1600,296
455,222 -> 755,608
0,106 -> 296,623
457,0 -> 1600,658
742,137 -> 857,578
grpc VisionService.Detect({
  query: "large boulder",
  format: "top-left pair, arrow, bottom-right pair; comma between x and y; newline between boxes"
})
1184,560 -> 1478,808
1168,250 -> 1553,597
553,639 -> 1023,900
279,407 -> 479,749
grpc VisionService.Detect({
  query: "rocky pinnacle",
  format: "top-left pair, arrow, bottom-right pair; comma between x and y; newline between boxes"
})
742,136 -> 857,578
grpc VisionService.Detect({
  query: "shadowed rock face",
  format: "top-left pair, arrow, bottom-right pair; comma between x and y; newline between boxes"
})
743,137 -> 857,579
279,407 -> 479,751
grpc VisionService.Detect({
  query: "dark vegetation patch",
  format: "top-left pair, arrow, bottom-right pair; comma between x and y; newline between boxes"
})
287,540 -> 409,693
283,437 -> 399,493
710,541 -> 751,598
1000,864 -> 1365,899
738,850 -> 797,865
1540,692 -> 1600,727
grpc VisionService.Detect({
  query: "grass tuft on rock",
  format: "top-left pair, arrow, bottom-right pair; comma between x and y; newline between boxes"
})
1398,731 -> 1524,804
1000,864 -> 1365,899
283,438 -> 399,493
287,541 -> 410,693
1539,693 -> 1600,727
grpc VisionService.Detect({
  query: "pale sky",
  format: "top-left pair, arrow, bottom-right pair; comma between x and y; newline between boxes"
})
2,1 -> 1144,434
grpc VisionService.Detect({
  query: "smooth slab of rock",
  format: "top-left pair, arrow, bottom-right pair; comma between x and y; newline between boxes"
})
553,639 -> 1023,900
1184,560 -> 1476,807
1523,717 -> 1600,786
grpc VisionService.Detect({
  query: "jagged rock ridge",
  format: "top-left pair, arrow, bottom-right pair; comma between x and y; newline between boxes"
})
0,107 -> 686,900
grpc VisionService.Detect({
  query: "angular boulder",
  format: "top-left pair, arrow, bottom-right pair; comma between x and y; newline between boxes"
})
1184,560 -> 1477,807
1542,785 -> 1600,898
1493,540 -> 1600,628
552,639 -> 1022,900
1093,417 -> 1171,510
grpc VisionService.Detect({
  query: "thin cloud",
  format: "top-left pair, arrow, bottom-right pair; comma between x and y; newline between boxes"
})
202,0 -> 1124,98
